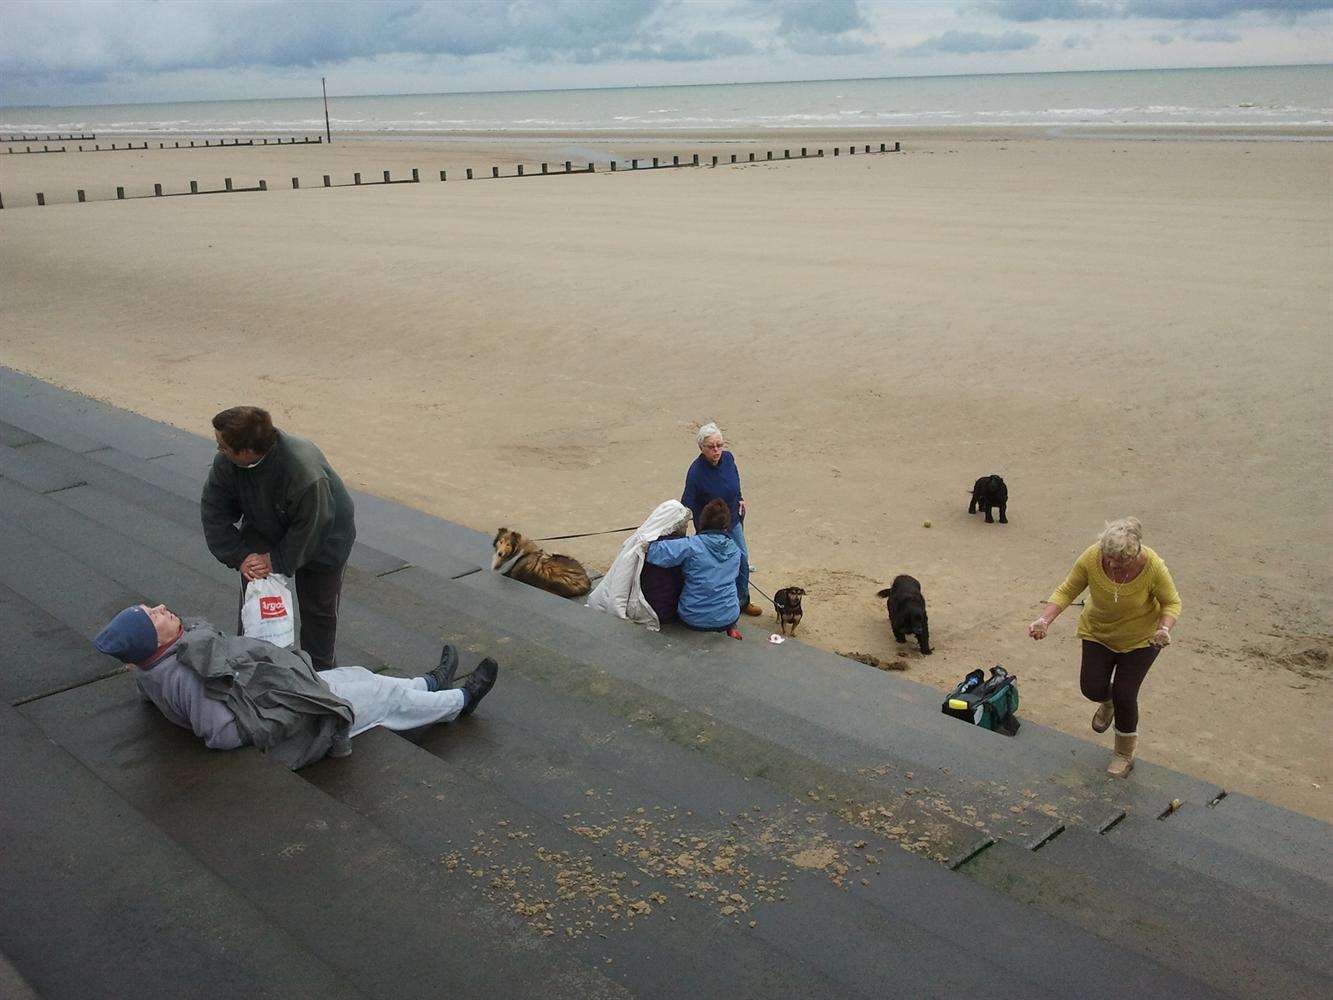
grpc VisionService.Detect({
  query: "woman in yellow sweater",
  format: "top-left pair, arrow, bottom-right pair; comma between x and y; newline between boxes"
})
1028,517 -> 1181,777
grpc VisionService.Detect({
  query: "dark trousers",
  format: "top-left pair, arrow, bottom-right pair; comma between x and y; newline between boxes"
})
237,562 -> 345,669
294,564 -> 345,669
1079,640 -> 1160,734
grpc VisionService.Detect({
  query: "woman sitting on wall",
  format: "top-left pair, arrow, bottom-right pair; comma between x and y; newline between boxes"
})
644,498 -> 742,640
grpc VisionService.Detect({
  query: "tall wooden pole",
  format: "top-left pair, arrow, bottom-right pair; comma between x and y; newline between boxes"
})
322,77 -> 332,144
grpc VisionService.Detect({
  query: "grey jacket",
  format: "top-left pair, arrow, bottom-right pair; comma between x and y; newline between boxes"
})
201,430 -> 356,575
176,619 -> 353,769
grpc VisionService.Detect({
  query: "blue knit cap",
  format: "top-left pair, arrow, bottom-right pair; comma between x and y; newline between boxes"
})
93,606 -> 159,664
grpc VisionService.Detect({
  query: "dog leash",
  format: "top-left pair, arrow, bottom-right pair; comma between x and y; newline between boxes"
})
534,525 -> 639,542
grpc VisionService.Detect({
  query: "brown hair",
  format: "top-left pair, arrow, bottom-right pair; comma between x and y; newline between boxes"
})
212,406 -> 278,454
698,498 -> 731,533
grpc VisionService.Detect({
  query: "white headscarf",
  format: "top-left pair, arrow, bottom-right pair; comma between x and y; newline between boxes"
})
586,500 -> 690,631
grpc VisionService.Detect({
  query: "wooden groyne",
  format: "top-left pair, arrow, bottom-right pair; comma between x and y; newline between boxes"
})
0,140 -> 902,209
0,132 -> 93,141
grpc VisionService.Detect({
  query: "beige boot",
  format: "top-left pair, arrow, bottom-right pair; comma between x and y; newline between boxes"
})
1107,731 -> 1137,778
1091,699 -> 1115,733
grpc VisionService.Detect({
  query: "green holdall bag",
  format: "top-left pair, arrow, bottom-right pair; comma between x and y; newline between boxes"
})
941,665 -> 1020,736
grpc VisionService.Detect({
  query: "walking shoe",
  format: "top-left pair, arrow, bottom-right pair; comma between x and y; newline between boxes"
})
425,643 -> 460,692
742,603 -> 763,617
726,627 -> 743,640
1091,698 -> 1115,733
456,658 -> 498,717
1107,731 -> 1137,778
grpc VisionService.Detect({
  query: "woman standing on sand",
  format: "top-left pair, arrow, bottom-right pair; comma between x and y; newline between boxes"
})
681,422 -> 762,618
1029,517 -> 1181,778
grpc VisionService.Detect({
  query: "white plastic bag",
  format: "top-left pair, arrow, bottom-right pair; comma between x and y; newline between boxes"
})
241,573 -> 296,648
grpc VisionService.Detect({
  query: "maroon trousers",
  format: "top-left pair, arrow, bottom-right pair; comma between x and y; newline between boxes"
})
1079,640 -> 1160,734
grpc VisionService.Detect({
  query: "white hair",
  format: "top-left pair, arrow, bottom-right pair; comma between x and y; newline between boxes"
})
696,422 -> 723,448
1098,517 -> 1143,560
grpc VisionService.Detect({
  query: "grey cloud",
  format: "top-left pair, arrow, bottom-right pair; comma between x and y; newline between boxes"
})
903,29 -> 1039,55
771,0 -> 867,35
983,1 -> 1122,20
1186,27 -> 1243,40
0,0 -> 717,84
1061,32 -> 1094,47
987,0 -> 1332,19
1152,32 -> 1175,42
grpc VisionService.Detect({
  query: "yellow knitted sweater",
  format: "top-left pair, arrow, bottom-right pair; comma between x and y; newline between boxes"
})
1048,544 -> 1182,653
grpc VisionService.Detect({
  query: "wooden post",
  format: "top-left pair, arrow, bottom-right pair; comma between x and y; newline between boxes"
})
784,149 -> 790,158
711,155 -> 717,166
225,177 -> 233,190
541,162 -> 548,174
766,151 -> 772,160
116,186 -> 124,199
730,154 -> 736,163
189,141 -> 194,147
77,189 -> 85,202
749,152 -> 754,162
466,168 -> 473,179
610,161 -> 616,171
587,163 -> 594,172
154,183 -> 162,196
383,170 -> 391,183
802,146 -> 807,156
492,166 -> 499,178
817,149 -> 823,157
652,157 -> 659,167
258,180 -> 267,190
672,155 -> 679,166
565,161 -> 571,172
693,153 -> 699,165
158,143 -> 163,149
439,170 -> 446,181
894,141 -> 900,151
865,144 -> 870,153
631,159 -> 637,169
849,146 -> 855,155
517,164 -> 524,176
0,193 -> 5,209
880,143 -> 886,152
292,177 -> 300,189
36,193 -> 44,206
354,172 -> 361,184
191,180 -> 199,193
324,175 -> 332,187
834,147 -> 839,156
411,168 -> 419,182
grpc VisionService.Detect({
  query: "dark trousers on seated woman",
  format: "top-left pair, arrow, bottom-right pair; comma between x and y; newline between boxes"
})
679,617 -> 740,634
1079,640 -> 1160,733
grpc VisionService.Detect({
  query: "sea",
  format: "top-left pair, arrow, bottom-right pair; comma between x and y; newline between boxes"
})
2,64 -> 1329,136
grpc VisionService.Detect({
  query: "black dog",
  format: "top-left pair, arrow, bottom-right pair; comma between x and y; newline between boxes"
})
773,587 -> 806,635
969,474 -> 1008,524
876,575 -> 932,655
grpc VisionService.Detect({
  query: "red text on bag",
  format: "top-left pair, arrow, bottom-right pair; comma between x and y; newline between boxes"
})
259,596 -> 287,620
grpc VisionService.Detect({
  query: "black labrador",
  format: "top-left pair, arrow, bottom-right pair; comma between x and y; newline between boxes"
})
876,575 -> 932,655
969,474 -> 1008,524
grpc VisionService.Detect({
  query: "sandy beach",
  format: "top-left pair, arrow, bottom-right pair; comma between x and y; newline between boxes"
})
2,129 -> 1329,820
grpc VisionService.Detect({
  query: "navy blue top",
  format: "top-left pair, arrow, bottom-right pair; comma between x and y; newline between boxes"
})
682,451 -> 743,528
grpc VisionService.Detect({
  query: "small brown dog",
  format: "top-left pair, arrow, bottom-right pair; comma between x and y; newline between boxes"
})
773,587 -> 806,635
491,528 -> 592,599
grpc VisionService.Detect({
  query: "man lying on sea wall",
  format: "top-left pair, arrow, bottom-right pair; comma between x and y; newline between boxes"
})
92,604 -> 498,767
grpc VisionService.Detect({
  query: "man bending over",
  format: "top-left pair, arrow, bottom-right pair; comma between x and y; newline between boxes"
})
93,604 -> 498,768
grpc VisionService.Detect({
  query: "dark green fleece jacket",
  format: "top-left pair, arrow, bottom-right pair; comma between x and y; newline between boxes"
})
201,431 -> 356,575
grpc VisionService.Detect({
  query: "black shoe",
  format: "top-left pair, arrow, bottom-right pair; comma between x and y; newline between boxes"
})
456,658 -> 498,717
426,643 -> 460,692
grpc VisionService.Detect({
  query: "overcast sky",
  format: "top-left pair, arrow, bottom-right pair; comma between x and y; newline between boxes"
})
2,0 -> 1330,107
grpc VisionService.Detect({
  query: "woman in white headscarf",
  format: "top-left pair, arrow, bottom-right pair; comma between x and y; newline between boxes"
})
586,500 -> 691,631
